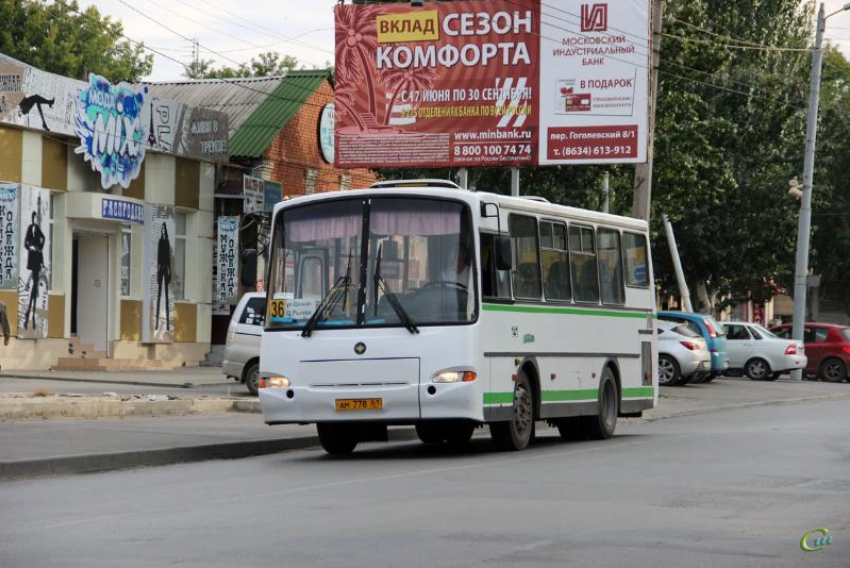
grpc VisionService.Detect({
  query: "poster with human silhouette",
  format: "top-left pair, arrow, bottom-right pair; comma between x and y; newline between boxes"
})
17,185 -> 50,339
142,204 -> 176,343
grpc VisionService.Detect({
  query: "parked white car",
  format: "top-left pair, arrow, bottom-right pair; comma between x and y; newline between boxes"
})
222,292 -> 266,395
657,320 -> 711,386
722,321 -> 807,381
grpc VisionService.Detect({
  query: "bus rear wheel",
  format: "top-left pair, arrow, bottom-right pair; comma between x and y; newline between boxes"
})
316,423 -> 358,455
490,371 -> 535,451
584,368 -> 619,440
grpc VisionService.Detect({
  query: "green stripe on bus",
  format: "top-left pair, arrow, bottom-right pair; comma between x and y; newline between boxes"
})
484,386 -> 655,405
483,303 -> 650,319
483,392 -> 514,405
622,387 -> 654,398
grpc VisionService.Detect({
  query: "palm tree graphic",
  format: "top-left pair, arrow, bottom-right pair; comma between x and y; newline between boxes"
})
379,65 -> 436,126
336,5 -> 380,128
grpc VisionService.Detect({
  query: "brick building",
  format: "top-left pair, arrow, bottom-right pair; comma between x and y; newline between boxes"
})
148,71 -> 377,349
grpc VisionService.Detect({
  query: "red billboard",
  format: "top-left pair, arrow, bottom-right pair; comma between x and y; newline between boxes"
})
334,0 -> 540,168
334,0 -> 650,168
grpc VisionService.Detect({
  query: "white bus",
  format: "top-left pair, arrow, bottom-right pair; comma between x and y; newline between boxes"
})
259,180 -> 657,454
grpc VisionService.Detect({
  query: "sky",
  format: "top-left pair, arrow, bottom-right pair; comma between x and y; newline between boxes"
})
76,0 -> 850,82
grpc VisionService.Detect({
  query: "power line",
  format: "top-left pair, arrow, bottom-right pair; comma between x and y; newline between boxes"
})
668,16 -> 811,51
660,70 -> 805,110
662,32 -> 812,53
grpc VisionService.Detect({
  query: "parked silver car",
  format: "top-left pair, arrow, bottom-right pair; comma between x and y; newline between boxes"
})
722,321 -> 807,381
222,292 -> 265,395
657,320 -> 711,386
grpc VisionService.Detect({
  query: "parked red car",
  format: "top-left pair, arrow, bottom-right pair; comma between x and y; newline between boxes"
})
770,323 -> 850,382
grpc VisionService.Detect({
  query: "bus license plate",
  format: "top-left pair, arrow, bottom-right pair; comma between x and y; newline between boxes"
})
335,398 -> 383,411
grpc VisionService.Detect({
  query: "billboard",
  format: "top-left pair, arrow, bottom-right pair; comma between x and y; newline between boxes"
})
0,184 -> 18,290
17,186 -> 50,339
142,204 -> 177,343
334,0 -> 649,167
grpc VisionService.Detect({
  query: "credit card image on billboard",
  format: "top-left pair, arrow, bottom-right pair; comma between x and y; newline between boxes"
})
564,93 -> 591,112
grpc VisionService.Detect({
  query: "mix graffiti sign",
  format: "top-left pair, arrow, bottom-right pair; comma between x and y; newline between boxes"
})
334,0 -> 649,167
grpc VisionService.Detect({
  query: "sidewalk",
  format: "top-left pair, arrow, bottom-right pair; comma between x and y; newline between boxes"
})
1,366 -> 230,388
1,374 -> 848,481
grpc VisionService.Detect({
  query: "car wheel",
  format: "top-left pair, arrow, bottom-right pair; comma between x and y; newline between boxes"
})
658,354 -> 683,386
819,358 -> 847,383
490,370 -> 535,451
244,361 -> 260,396
583,367 -> 619,440
745,358 -> 771,381
316,423 -> 358,455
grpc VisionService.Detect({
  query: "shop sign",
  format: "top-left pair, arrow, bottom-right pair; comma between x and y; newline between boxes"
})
318,103 -> 335,164
0,183 -> 18,289
17,185 -> 50,339
264,181 -> 282,213
334,0 -> 649,167
216,217 -> 239,303
243,175 -> 265,214
101,197 -> 144,224
76,74 -> 148,189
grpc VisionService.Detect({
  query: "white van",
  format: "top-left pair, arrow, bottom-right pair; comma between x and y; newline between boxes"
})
222,292 -> 266,395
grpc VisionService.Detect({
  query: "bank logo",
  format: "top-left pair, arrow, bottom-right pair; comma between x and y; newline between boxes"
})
800,528 -> 833,552
581,3 -> 608,32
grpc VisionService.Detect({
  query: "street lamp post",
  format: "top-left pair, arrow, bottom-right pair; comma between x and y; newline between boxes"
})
790,2 -> 850,381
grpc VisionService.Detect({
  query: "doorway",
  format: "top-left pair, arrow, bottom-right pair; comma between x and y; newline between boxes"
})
72,234 -> 109,353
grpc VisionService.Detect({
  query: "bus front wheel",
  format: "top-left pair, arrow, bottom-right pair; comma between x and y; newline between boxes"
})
490,371 -> 535,451
316,423 -> 358,455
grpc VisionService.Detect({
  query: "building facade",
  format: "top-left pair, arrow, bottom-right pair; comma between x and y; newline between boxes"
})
0,54 -> 229,370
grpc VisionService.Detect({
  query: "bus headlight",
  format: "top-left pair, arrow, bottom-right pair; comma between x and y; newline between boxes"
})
262,376 -> 291,389
432,371 -> 476,383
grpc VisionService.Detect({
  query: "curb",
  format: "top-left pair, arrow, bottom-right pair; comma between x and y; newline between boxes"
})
0,373 -> 233,389
0,428 -> 419,481
639,392 -> 850,422
0,398 -> 261,420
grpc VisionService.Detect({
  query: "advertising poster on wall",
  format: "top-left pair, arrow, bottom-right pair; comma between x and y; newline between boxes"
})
216,217 -> 239,305
0,183 -> 18,290
17,185 -> 50,339
243,175 -> 265,214
334,0 -> 649,168
142,204 -> 176,343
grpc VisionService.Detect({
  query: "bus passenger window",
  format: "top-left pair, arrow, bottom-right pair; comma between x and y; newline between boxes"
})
509,215 -> 542,300
597,228 -> 625,305
479,233 -> 510,299
540,221 -> 570,301
569,225 -> 599,303
623,232 -> 649,287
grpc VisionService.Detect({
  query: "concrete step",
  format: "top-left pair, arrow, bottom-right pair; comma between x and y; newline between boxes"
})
54,358 -> 107,371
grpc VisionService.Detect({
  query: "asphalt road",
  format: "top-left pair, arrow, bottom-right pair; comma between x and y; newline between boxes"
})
1,400 -> 848,568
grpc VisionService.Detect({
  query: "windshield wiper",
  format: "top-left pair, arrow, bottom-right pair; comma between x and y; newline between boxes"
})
301,250 -> 352,338
374,243 -> 419,334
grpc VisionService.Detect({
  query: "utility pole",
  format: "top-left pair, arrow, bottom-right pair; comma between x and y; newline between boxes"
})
790,3 -> 850,381
601,171 -> 610,214
632,0 -> 664,222
510,167 -> 520,197
662,213 -> 693,313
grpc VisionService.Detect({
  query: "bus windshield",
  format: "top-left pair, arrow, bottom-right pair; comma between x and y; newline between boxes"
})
266,196 -> 476,331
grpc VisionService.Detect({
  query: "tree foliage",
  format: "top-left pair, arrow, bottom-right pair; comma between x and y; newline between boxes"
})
184,51 -> 303,79
0,0 -> 152,82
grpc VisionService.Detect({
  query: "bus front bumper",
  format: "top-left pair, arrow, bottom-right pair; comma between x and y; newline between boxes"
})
259,382 -> 483,424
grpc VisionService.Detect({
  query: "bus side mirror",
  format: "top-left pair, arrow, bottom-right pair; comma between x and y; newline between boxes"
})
496,236 -> 512,271
481,202 -> 499,218
241,249 -> 258,287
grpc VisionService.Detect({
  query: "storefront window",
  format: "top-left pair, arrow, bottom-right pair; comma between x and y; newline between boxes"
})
120,226 -> 131,296
174,213 -> 187,300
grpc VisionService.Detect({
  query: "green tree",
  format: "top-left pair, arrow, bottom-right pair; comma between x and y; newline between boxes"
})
184,51 -> 303,79
0,0 -> 152,82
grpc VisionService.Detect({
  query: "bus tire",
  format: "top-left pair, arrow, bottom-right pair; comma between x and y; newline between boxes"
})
316,423 -> 358,455
489,371 -> 535,451
584,368 -> 619,440
415,422 -> 446,445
